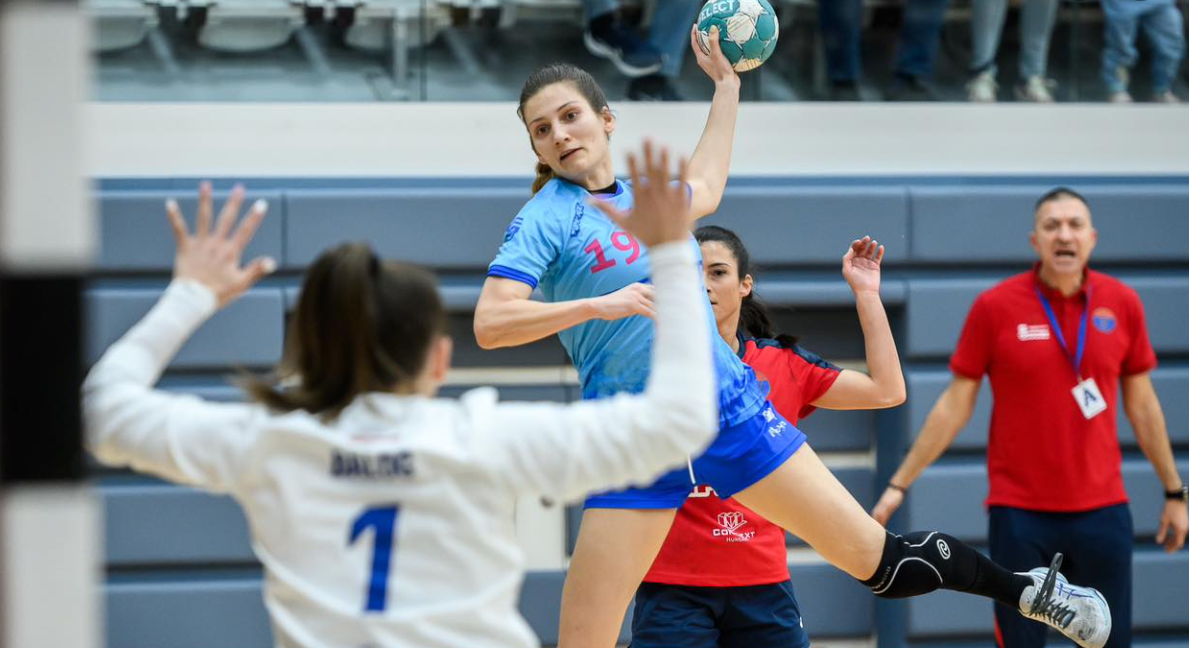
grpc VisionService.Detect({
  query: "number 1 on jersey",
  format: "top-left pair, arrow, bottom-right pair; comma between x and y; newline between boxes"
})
349,505 -> 401,612
584,239 -> 616,273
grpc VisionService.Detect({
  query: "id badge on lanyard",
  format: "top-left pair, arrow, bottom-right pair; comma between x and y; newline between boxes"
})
1035,287 -> 1104,420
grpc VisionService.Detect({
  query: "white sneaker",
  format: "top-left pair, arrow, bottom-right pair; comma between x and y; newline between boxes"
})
1015,76 -> 1056,102
1154,90 -> 1182,104
967,71 -> 998,102
1018,554 -> 1111,648
1108,66 -> 1132,103
1114,65 -> 1131,89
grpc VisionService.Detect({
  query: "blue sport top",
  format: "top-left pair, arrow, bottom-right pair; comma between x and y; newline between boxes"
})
487,177 -> 767,428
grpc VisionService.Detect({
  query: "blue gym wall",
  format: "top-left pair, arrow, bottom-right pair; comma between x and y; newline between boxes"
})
90,176 -> 1189,648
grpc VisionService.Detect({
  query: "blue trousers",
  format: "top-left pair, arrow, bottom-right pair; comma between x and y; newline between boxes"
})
1100,0 -> 1186,94
989,504 -> 1132,648
970,0 -> 1058,79
818,0 -> 950,81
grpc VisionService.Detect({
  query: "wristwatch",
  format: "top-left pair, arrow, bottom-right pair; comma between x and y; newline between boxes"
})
1166,485 -> 1189,503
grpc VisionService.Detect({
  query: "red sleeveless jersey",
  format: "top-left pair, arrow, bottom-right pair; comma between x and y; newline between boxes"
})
642,334 -> 841,587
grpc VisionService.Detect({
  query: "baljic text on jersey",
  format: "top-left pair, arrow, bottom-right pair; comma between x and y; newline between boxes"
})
331,450 -> 415,479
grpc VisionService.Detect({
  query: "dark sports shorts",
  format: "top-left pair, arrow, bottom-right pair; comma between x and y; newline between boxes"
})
630,580 -> 810,648
989,503 -> 1132,648
585,401 -> 806,509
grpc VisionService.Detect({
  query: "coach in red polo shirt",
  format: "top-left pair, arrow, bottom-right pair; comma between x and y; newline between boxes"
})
872,188 -> 1187,648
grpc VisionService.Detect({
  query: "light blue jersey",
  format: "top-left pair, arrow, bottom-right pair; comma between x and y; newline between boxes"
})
488,177 -> 767,428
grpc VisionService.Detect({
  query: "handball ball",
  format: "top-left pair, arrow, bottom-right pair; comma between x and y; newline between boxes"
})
696,0 -> 779,72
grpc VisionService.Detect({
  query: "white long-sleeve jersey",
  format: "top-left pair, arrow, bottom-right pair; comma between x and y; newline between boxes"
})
84,241 -> 716,648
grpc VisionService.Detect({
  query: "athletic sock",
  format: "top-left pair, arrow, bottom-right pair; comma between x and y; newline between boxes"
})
861,531 -> 1031,607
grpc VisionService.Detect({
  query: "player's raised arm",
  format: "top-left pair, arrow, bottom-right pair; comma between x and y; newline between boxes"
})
84,183 -> 275,490
478,142 -> 717,500
812,237 -> 906,410
685,25 -> 740,220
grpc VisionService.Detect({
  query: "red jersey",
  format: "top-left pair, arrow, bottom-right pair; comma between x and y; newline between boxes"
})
950,265 -> 1156,512
643,334 -> 841,587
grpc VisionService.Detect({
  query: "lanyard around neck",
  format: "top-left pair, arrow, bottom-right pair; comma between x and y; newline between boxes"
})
1034,286 -> 1090,378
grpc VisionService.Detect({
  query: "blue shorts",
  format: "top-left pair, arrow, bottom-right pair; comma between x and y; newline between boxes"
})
630,580 -> 810,648
585,401 -> 806,509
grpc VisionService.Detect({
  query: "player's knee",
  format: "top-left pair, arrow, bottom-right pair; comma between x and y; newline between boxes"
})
863,531 -> 957,599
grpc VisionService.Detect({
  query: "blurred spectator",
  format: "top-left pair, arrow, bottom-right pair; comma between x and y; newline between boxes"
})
966,0 -> 1059,103
818,0 -> 950,101
1101,0 -> 1185,103
582,0 -> 701,100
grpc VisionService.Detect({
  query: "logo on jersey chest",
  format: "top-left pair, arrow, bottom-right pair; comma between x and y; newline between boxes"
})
712,511 -> 755,542
570,204 -> 586,238
1017,323 -> 1051,341
1092,307 -> 1117,334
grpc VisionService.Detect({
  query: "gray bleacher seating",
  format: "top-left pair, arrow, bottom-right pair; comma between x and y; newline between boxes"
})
103,483 -> 255,565
701,186 -> 910,265
99,190 -> 284,271
106,576 -> 272,648
192,0 -> 306,52
87,0 -> 161,52
326,0 -> 452,95
284,187 -> 527,269
87,287 -> 285,368
338,0 -> 451,52
911,185 -> 1189,263
904,278 -> 999,358
92,177 -> 1189,647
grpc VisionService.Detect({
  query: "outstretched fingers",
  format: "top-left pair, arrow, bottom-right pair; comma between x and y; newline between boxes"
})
647,140 -> 667,189
232,199 -> 269,252
165,199 -> 188,247
239,256 -> 278,293
196,181 -> 213,237
214,184 -> 246,239
848,236 -> 885,263
627,150 -> 642,190
639,139 -> 654,187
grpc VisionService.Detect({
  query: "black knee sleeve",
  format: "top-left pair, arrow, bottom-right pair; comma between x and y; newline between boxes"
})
862,531 -> 973,599
861,531 -> 1031,605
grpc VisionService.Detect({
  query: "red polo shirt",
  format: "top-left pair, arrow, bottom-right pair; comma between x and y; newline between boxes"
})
950,265 -> 1156,512
642,335 -> 841,587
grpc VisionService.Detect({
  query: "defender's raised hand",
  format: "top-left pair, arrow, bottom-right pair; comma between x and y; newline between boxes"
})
842,236 -> 885,295
165,181 -> 276,308
594,140 -> 691,248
